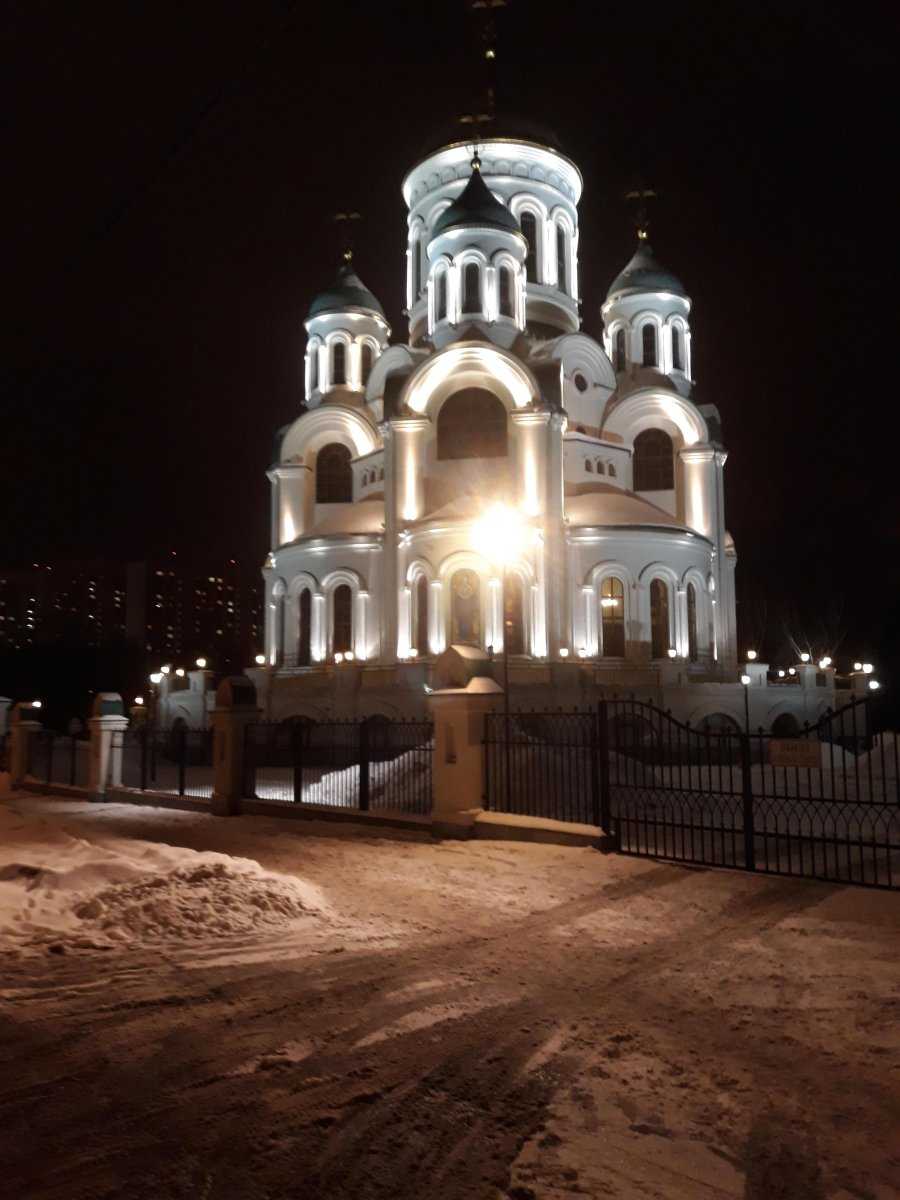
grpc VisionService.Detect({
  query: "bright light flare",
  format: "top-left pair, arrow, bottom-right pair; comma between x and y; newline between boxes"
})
869,680 -> 880,691
149,672 -> 163,684
134,696 -> 144,705
800,653 -> 810,663
746,649 -> 757,661
863,663 -> 873,674
254,654 -> 266,666
471,503 -> 531,567
31,700 -> 42,709
175,668 -> 185,677
740,674 -> 751,686
161,665 -> 171,675
195,657 -> 207,669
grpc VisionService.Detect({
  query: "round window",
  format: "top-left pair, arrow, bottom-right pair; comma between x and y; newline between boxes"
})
574,372 -> 588,393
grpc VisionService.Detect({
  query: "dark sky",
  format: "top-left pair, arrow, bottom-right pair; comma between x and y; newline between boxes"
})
1,1 -> 895,678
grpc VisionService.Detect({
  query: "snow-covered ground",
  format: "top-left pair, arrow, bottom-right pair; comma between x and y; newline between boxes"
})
1,793 -> 898,1199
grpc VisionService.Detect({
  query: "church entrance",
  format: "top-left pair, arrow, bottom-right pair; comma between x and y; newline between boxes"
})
450,569 -> 481,646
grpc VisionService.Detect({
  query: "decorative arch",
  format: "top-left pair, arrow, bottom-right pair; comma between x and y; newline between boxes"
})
549,332 -> 617,393
602,389 -> 708,450
638,562 -> 679,661
321,568 -> 366,660
510,194 -> 548,282
324,330 -> 352,390
315,442 -> 352,502
583,561 -> 635,657
306,338 -> 322,398
286,571 -> 321,666
402,342 -> 539,419
279,404 -> 378,465
549,206 -> 576,296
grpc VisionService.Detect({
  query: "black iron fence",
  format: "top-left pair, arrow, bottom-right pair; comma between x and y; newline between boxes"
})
243,717 -> 433,815
485,696 -> 900,889
28,730 -> 91,789
119,724 -> 214,799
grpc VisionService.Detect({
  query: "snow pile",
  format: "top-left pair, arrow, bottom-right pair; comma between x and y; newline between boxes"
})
0,802 -> 327,953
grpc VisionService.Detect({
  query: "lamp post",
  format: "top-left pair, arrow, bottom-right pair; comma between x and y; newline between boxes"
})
472,504 -> 531,806
740,673 -> 751,736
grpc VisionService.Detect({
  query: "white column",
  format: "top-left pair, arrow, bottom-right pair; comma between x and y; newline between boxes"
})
269,465 -> 313,546
678,446 -> 716,537
312,592 -> 326,662
488,576 -> 503,651
392,417 -> 429,522
430,580 -> 444,654
355,590 -> 369,661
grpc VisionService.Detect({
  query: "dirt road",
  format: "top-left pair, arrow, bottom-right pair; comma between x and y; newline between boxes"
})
1,798 -> 898,1199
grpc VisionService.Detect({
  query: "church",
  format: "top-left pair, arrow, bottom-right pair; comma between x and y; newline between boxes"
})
253,127 -> 834,732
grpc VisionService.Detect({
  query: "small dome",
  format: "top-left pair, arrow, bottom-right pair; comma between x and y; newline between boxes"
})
307,261 -> 385,320
607,240 -> 686,299
431,163 -> 521,239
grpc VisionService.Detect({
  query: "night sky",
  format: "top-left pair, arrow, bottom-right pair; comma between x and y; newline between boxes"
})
2,2 -> 895,687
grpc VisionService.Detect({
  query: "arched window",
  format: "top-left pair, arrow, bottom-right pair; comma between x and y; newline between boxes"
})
614,328 -> 626,371
521,212 -> 537,280
600,577 -> 625,657
274,591 -> 285,667
642,324 -> 657,367
633,429 -> 674,491
316,443 -> 353,503
687,581 -> 698,662
498,265 -> 514,318
556,225 -> 568,294
650,578 -> 669,659
413,237 -> 422,300
436,270 -> 448,321
297,588 -> 311,667
596,460 -> 605,475
450,569 -> 480,647
437,389 -> 507,460
332,341 -> 347,386
671,325 -> 683,371
585,459 -> 593,473
413,574 -> 429,655
504,575 -> 525,656
462,262 -> 481,314
308,345 -> 318,394
361,343 -> 374,387
608,462 -> 617,478
332,585 -> 352,655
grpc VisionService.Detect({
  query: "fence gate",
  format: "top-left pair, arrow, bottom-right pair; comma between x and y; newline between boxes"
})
484,697 -> 900,890
243,716 -> 433,815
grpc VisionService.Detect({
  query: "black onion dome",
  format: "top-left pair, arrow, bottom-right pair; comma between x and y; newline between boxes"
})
307,262 -> 385,320
431,165 -> 521,239
607,241 -> 686,299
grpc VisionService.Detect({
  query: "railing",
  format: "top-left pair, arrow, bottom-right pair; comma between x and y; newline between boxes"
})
120,725 -> 213,799
243,717 -> 433,815
28,730 -> 91,789
484,696 -> 900,889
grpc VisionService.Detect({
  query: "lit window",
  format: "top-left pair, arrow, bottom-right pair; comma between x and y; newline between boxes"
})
309,344 -> 318,392
361,342 -> 374,387
600,577 -> 625,657
333,585 -> 353,654
436,270 -> 448,321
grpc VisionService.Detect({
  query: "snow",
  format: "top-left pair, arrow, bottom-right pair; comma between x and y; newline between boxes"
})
0,800 -> 327,952
2,793 -> 899,1199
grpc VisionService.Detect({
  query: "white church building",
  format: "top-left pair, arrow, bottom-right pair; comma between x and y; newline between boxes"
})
249,129 -> 837,732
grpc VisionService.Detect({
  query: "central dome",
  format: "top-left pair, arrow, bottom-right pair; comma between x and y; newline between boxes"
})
431,164 -> 521,239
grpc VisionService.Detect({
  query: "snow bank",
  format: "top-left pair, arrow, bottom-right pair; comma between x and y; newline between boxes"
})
0,802 -> 327,953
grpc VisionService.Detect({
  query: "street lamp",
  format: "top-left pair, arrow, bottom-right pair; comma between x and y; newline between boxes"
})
471,503 -> 531,704
255,654 -> 266,666
746,649 -> 757,661
740,674 -> 751,736
195,657 -> 207,669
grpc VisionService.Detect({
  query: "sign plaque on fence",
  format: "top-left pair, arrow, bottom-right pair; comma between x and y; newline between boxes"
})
768,738 -> 820,769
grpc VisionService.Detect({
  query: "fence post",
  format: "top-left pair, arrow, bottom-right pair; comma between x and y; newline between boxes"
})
7,702 -> 43,788
427,680 -> 504,838
739,731 -> 756,871
88,694 -> 129,801
359,719 -> 370,811
597,700 -> 612,834
176,725 -> 187,796
211,676 -> 261,816
291,721 -> 304,805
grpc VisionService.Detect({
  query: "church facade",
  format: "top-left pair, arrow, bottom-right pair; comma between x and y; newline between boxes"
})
254,131 -> 833,732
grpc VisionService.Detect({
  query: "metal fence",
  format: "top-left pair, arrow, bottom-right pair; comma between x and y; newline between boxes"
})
119,724 -> 214,799
243,717 -> 433,815
484,696 -> 900,889
28,730 -> 91,789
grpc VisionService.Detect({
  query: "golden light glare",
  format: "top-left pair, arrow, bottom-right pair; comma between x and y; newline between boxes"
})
471,503 -> 531,567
